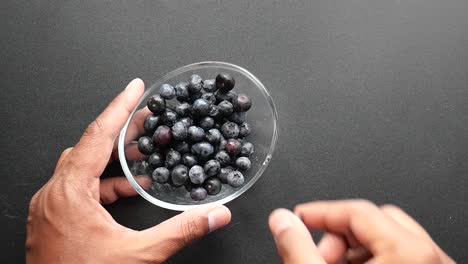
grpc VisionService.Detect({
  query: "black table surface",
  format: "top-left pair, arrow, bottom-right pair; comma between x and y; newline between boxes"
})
2,0 -> 468,263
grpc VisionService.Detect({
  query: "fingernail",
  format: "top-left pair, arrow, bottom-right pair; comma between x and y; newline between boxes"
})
208,206 -> 230,232
270,209 -> 294,237
125,78 -> 142,90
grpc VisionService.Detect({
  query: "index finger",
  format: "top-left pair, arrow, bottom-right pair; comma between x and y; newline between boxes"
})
67,78 -> 144,179
295,200 -> 410,254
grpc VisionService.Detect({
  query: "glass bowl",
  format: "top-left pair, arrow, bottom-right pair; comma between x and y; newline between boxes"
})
118,61 -> 278,211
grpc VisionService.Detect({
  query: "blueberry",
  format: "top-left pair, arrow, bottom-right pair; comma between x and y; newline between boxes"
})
187,126 -> 205,142
159,84 -> 176,100
173,141 -> 190,154
218,100 -> 234,116
171,164 -> 188,186
198,117 -> 215,131
233,94 -> 252,112
161,110 -> 178,126
221,122 -> 240,139
152,167 -> 170,184
236,157 -> 251,171
137,136 -> 154,155
203,79 -> 217,92
165,149 -> 181,168
182,153 -> 198,167
225,139 -> 241,155
217,137 -> 227,151
218,166 -> 234,183
191,142 -> 215,160
147,94 -> 166,114
239,122 -> 252,138
143,115 -> 160,133
148,152 -> 164,168
240,142 -> 254,157
190,187 -> 207,201
229,111 -> 246,124
201,92 -> 216,105
204,159 -> 221,177
203,177 -> 222,195
215,90 -> 237,103
227,170 -> 245,188
209,105 -> 223,120
192,99 -> 211,116
206,128 -> 222,144
189,165 -> 206,184
175,102 -> 191,117
215,150 -> 231,166
215,73 -> 235,93
188,74 -> 203,93
179,117 -> 194,127
174,82 -> 190,101
171,121 -> 187,141
153,125 -> 173,147
188,91 -> 203,103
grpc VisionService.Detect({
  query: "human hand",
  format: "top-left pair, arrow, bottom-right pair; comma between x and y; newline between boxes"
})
26,79 -> 231,264
268,200 -> 454,264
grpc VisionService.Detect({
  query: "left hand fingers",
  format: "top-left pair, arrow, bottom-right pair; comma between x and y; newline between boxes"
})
64,78 -> 144,181
99,176 -> 152,205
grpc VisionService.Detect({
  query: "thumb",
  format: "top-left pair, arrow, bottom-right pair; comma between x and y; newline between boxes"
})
269,209 -> 326,264
134,205 -> 231,263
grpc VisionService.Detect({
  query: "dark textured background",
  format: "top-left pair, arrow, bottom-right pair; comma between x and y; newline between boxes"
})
1,0 -> 468,263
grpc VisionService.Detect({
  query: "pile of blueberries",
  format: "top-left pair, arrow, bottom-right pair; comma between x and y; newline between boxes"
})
137,73 -> 254,201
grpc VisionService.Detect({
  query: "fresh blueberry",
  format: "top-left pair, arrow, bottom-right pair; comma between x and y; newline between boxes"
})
173,141 -> 190,154
148,152 -> 164,168
137,136 -> 154,155
171,164 -> 189,186
204,159 -> 221,177
217,137 -> 227,151
239,122 -> 252,138
198,117 -> 215,131
152,167 -> 170,184
218,100 -> 234,116
203,177 -> 222,195
188,74 -> 203,93
215,150 -> 231,166
225,139 -> 241,156
201,92 -> 216,105
161,110 -> 178,126
174,82 -> 190,101
215,90 -> 237,103
189,165 -> 206,184
227,170 -> 245,188
221,121 -> 240,139
175,102 -> 191,117
218,166 -> 234,183
236,157 -> 251,170
171,121 -> 187,141
209,105 -> 223,120
147,94 -> 166,114
190,187 -> 207,201
159,84 -> 176,100
179,117 -> 194,127
203,79 -> 217,92
187,126 -> 205,142
229,111 -> 246,124
240,142 -> 254,157
215,73 -> 235,93
206,128 -> 222,144
165,149 -> 181,168
188,91 -> 203,103
182,153 -> 198,167
153,125 -> 173,147
191,142 -> 214,160
233,93 -> 252,112
143,115 -> 160,133
192,98 -> 211,116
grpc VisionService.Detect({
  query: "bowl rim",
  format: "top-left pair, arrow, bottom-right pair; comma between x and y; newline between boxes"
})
118,61 -> 278,211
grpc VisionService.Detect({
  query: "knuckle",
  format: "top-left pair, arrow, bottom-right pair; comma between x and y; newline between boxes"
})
85,118 -> 105,137
381,204 -> 402,213
352,199 -> 377,211
179,216 -> 203,245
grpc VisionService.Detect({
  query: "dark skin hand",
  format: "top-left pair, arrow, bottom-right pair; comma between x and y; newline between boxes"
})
26,79 -> 231,264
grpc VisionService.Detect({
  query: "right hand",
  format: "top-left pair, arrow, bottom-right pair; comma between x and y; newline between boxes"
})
268,200 -> 455,264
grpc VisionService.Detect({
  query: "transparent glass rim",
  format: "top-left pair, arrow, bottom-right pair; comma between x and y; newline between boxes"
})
118,61 -> 278,211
